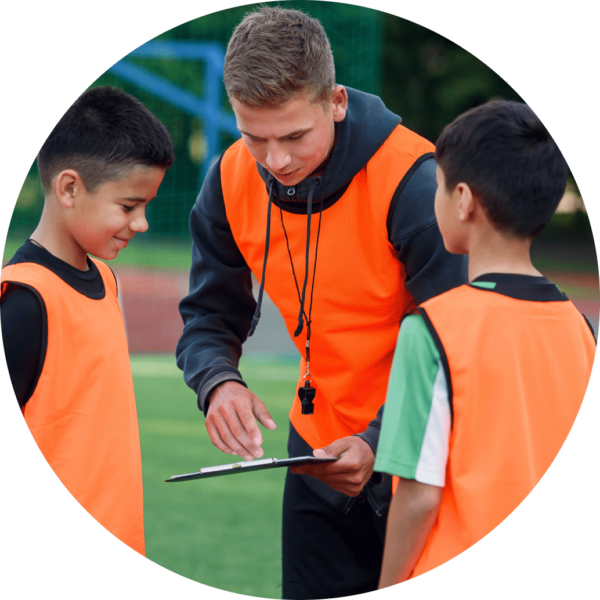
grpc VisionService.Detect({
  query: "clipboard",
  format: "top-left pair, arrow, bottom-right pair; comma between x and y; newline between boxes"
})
165,456 -> 339,483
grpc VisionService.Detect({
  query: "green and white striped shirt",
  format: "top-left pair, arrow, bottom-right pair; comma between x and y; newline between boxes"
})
374,314 -> 451,487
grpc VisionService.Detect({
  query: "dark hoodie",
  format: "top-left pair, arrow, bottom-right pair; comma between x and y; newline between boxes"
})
176,87 -> 467,515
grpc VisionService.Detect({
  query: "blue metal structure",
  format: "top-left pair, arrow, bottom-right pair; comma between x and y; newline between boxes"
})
109,40 -> 240,183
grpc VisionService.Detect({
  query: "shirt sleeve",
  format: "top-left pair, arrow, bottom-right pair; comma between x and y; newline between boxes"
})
175,155 -> 255,415
356,157 -> 464,459
1,283 -> 45,406
374,314 -> 451,487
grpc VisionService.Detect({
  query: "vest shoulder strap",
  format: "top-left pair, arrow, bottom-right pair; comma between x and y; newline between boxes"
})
91,259 -> 118,299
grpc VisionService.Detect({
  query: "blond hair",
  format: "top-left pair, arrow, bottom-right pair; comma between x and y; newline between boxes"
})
224,6 -> 335,107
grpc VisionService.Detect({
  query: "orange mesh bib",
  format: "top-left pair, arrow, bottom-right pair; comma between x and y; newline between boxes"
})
412,284 -> 596,577
1,259 -> 145,554
221,125 -> 435,448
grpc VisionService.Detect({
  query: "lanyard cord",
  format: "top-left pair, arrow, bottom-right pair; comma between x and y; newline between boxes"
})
294,180 -> 317,337
280,180 -> 324,364
248,181 -> 275,337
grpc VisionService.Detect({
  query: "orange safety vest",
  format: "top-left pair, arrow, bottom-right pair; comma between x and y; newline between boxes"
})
221,124 -> 435,449
410,284 -> 596,577
1,259 -> 145,555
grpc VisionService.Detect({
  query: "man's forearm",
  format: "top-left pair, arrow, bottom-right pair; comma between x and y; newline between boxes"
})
379,478 -> 443,587
176,155 -> 256,413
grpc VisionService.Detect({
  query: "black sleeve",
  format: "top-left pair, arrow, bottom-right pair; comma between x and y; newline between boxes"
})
175,155 -> 257,415
388,156 -> 468,304
358,156 -> 468,452
1,283 -> 46,407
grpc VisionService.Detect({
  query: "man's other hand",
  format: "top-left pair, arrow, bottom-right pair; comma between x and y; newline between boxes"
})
290,435 -> 375,496
205,381 -> 277,461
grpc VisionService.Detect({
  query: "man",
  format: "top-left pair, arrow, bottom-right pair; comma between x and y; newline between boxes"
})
176,7 -> 466,599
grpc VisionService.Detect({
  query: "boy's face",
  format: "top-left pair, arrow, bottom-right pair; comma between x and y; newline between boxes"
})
67,165 -> 165,261
231,86 -> 348,187
434,165 -> 468,254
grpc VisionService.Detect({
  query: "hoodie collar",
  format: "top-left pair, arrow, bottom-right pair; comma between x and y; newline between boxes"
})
257,166 -> 324,204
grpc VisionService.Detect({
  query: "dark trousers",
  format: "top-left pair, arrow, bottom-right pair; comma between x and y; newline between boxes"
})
281,467 -> 388,600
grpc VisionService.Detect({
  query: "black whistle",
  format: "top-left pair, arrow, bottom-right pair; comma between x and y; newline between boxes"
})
298,381 -> 316,415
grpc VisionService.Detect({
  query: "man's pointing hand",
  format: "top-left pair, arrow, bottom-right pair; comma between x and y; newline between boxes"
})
205,381 -> 277,461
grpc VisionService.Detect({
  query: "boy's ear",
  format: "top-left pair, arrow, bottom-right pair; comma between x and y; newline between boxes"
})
54,169 -> 86,208
456,183 -> 476,222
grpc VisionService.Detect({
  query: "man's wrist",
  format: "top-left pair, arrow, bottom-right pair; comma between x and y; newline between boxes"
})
199,371 -> 247,416
354,428 -> 384,484
354,425 -> 380,456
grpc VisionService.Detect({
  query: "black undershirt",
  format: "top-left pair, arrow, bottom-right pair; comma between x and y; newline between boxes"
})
1,239 -> 109,406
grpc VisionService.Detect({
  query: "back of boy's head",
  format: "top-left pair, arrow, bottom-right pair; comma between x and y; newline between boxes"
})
37,86 -> 174,194
435,100 -> 569,238
224,6 -> 335,108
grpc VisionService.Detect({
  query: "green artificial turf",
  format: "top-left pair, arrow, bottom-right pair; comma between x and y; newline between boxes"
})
131,354 -> 300,598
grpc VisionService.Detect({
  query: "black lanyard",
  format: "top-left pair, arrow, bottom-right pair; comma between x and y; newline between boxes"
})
279,180 -> 323,414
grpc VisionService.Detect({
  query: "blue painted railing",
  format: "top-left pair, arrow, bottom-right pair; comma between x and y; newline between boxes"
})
109,41 -> 240,184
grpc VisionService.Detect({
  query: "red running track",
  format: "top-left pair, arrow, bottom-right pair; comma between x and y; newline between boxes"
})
113,266 -> 599,353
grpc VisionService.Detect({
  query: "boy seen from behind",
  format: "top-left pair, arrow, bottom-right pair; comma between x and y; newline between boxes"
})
375,100 -> 596,586
1,86 -> 174,554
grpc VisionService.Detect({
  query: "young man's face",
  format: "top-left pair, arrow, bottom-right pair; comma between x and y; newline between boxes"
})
69,165 -> 165,261
232,86 -> 348,187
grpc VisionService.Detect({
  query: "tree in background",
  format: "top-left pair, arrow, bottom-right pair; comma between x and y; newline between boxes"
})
5,3 -> 593,261
382,15 -> 522,141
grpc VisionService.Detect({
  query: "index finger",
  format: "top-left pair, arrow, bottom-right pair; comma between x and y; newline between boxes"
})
238,402 -> 263,447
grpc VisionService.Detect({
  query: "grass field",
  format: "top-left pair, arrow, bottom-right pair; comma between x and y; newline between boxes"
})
132,354 -> 299,597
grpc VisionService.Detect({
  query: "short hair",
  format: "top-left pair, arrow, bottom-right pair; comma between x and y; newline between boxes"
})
223,6 -> 336,107
435,100 -> 569,238
37,86 -> 174,193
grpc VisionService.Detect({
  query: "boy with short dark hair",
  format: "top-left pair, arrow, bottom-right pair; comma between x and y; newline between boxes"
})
1,85 -> 174,555
375,100 -> 596,586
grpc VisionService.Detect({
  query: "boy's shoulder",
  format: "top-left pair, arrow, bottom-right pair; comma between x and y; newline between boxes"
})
412,273 -> 587,348
2,239 -> 113,301
417,273 -> 595,346
1,242 -> 123,408
421,273 -> 567,311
